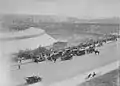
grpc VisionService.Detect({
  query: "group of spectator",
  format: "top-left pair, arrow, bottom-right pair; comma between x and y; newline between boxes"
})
15,34 -> 118,69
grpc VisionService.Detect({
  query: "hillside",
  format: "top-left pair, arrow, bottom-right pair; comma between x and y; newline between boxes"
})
0,14 -> 119,35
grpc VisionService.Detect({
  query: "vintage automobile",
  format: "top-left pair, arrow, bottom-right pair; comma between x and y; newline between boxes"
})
76,50 -> 86,56
33,55 -> 46,63
25,76 -> 42,84
61,54 -> 73,61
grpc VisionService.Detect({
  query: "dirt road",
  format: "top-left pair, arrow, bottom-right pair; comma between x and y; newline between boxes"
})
10,39 -> 120,86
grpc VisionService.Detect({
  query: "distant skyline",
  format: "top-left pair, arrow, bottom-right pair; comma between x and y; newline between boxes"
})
0,0 -> 120,19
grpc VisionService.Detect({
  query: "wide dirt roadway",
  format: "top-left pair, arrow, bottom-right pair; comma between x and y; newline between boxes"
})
10,39 -> 120,86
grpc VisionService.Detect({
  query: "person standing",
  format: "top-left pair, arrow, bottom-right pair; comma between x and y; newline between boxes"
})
18,65 -> 20,69
18,58 -> 22,69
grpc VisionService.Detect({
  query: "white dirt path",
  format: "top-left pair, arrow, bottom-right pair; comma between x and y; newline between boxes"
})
11,39 -> 120,86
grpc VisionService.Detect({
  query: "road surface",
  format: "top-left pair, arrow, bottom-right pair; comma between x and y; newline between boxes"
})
10,39 -> 120,86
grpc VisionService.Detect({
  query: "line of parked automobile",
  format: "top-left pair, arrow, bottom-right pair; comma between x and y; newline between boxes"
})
15,34 -> 118,64
20,34 -> 119,85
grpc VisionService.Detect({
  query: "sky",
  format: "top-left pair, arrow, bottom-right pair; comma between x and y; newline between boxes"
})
0,0 -> 120,18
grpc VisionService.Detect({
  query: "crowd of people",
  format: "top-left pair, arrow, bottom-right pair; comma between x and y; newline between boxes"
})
15,34 -> 118,69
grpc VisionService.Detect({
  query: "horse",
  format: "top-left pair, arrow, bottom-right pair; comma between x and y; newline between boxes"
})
92,72 -> 96,77
86,72 -> 97,79
86,73 -> 92,79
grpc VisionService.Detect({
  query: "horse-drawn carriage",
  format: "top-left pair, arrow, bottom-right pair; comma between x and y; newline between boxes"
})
25,76 -> 42,84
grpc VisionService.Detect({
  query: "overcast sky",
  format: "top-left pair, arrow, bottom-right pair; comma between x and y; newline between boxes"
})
0,0 -> 120,18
